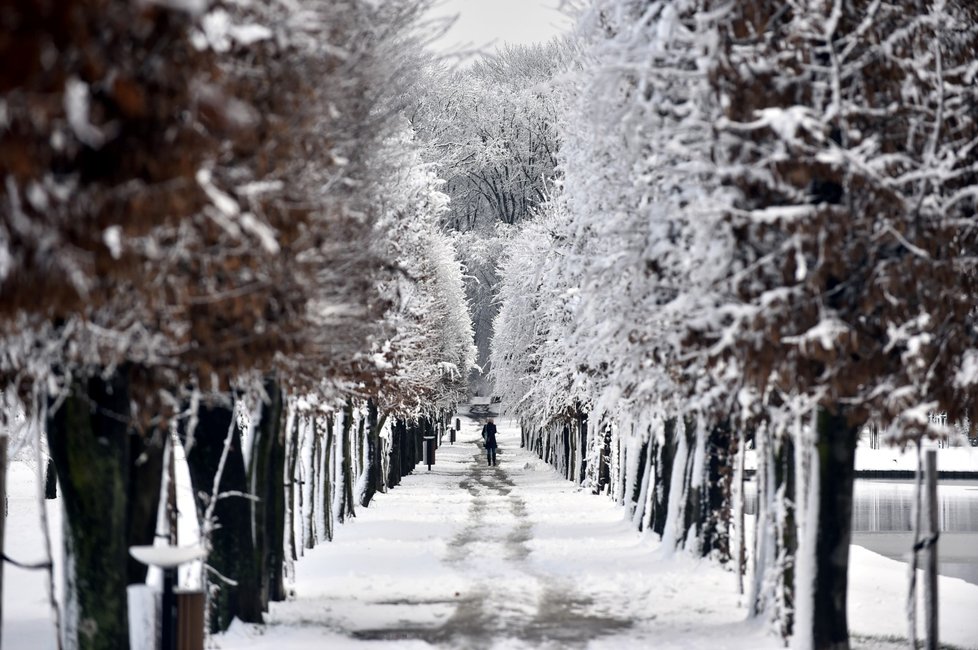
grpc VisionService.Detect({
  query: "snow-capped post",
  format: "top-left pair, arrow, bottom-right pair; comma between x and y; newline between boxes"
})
924,450 -> 938,650
129,544 -> 207,650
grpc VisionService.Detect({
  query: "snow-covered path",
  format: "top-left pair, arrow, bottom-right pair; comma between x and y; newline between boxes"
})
218,415 -> 778,650
6,413 -> 978,648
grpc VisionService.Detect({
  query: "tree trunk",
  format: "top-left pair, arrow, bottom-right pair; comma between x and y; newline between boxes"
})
45,457 -> 57,499
266,385 -> 287,602
596,425 -> 612,495
338,401 -> 356,523
361,399 -> 380,507
286,407 -> 299,563
248,378 -> 285,610
680,415 -> 700,550
811,405 -> 856,650
47,371 -> 132,650
388,419 -> 403,489
701,421 -> 733,561
652,417 -> 677,537
127,431 -> 165,585
183,398 -> 263,633
312,419 -> 323,543
301,417 -> 314,550
578,411 -> 588,484
320,415 -> 334,542
630,436 -> 650,526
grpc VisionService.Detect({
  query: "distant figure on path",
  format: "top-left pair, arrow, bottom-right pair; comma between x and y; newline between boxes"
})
481,418 -> 498,466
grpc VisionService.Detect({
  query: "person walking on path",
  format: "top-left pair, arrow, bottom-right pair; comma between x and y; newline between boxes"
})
481,418 -> 498,466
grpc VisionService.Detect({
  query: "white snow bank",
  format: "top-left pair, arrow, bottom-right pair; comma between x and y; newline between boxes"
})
848,545 -> 978,648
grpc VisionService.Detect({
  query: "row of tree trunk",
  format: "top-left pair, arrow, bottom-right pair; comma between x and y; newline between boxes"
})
521,405 -> 858,649
39,366 -> 443,649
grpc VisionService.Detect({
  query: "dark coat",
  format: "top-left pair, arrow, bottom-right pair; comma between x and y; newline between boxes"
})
482,422 -> 498,449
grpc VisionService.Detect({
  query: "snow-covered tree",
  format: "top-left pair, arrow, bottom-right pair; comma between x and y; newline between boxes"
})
492,1 -> 978,648
698,1 -> 978,644
0,0 -> 475,644
413,41 -> 572,392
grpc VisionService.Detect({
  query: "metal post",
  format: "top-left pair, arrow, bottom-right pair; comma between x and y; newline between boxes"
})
0,434 -> 7,634
162,567 -> 177,650
924,449 -> 938,650
167,434 -> 178,546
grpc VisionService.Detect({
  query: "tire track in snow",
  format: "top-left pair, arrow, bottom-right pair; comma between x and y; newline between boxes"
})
423,440 -> 629,649
327,420 -> 630,648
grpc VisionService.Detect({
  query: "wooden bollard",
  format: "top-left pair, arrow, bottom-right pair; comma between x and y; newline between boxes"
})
177,590 -> 205,650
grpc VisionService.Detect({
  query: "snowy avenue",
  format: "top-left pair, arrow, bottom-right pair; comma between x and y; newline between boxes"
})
216,415 -> 978,650
2,1 -> 978,650
220,415 -> 769,650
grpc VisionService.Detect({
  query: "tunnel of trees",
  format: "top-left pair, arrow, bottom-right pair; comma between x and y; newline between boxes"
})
1,1 -> 977,650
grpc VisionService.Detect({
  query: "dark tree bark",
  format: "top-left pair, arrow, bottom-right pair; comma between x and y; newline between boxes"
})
311,418 -> 323,544
301,416 -> 314,550
183,399 -> 262,632
595,425 -> 612,495
360,399 -> 378,507
562,423 -> 571,480
388,419 -> 403,489
320,415 -> 334,542
47,371 -> 133,650
361,399 -> 385,506
578,411 -> 588,484
44,458 -> 57,499
812,405 -> 857,650
339,401 -> 356,522
701,421 -> 733,560
775,431 -> 797,638
249,378 -> 285,609
266,386 -> 287,602
651,417 -> 678,537
286,410 -> 300,562
679,415 -> 700,549
630,437 -> 650,525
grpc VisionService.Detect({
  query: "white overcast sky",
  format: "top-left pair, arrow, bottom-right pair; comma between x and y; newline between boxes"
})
425,0 -> 575,53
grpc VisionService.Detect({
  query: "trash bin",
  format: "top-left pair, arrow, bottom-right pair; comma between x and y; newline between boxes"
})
423,436 -> 436,471
449,428 -> 456,445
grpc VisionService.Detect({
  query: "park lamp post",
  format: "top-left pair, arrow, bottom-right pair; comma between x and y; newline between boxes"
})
130,544 -> 207,650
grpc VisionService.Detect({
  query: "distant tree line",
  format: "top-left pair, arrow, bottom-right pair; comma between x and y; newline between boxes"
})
410,41 -> 572,392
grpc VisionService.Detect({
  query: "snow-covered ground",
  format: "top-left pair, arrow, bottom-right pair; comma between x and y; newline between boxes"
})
215,416 -> 978,650
5,415 -> 978,649
3,459 -> 62,649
